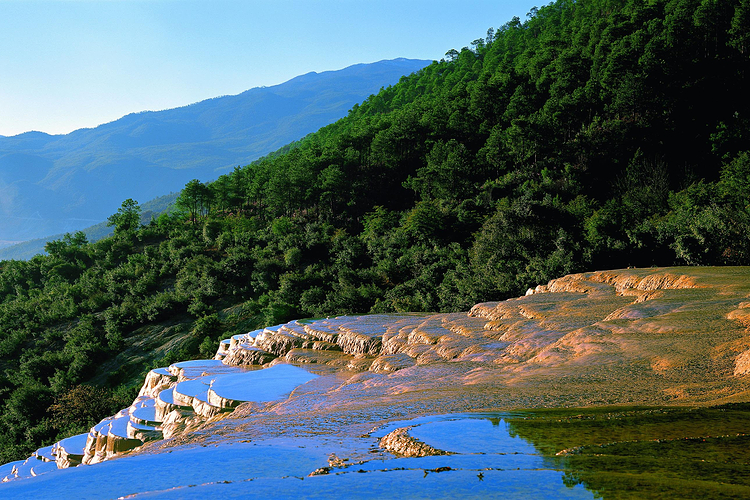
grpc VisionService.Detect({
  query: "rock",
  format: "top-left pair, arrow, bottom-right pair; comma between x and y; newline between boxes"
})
327,453 -> 347,467
254,329 -> 306,356
104,412 -> 144,459
169,360 -> 240,381
336,328 -> 383,356
83,420 -> 111,465
310,340 -> 342,351
129,401 -> 160,427
127,420 -> 163,442
156,386 -> 190,421
172,377 -> 212,407
222,345 -> 276,366
213,339 -> 232,360
138,368 -> 177,398
53,433 -> 88,468
283,348 -> 351,367
734,349 -> 750,376
302,318 -> 345,343
346,354 -> 375,371
369,353 -> 416,373
308,467 -> 331,476
191,397 -> 224,419
161,409 -> 203,439
379,427 -> 451,457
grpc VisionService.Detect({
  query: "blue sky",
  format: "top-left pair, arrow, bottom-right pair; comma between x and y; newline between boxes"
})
0,0 -> 540,137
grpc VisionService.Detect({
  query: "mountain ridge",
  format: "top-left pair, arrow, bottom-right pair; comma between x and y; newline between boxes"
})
0,58 -> 422,140
0,58 -> 431,242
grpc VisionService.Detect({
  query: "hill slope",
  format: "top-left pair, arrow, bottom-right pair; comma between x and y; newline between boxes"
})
0,58 -> 430,242
0,192 -> 179,261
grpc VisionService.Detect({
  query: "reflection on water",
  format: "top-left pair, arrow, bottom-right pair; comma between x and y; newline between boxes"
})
4,405 -> 746,498
407,417 -> 539,455
504,404 -> 750,499
334,413 -> 595,500
126,413 -> 594,499
0,413 -> 593,499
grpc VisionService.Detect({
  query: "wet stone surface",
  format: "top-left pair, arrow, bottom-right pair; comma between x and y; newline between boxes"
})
4,267 -> 750,497
0,415 -> 594,499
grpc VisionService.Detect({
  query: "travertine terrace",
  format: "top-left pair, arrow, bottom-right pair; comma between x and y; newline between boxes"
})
4,266 -> 750,492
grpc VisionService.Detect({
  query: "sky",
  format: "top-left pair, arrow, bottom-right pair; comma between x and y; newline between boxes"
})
0,0 -> 541,137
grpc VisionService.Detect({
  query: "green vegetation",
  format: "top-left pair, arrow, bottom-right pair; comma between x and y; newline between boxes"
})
506,404 -> 750,498
0,191 -> 180,261
0,59 -> 429,244
2,0 -> 750,467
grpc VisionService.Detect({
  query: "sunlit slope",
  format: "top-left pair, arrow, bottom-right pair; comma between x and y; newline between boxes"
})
465,267 -> 750,405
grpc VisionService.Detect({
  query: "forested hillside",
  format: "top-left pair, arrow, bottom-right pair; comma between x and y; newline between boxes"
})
2,0 -> 750,464
0,58 -> 429,243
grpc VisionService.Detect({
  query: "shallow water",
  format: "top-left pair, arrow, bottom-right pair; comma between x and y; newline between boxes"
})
210,363 -> 318,402
0,413 -> 593,499
131,414 -> 593,499
57,433 -> 89,454
137,468 -> 592,499
406,417 -> 538,455
0,439 -> 336,498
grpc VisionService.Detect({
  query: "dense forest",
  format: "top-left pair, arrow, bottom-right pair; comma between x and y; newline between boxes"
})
2,0 -> 750,464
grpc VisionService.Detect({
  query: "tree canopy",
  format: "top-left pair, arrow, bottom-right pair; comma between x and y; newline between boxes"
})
107,199 -> 142,234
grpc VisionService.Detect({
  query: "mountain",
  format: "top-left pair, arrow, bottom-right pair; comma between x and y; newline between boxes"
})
0,192 -> 179,261
0,58 -> 431,243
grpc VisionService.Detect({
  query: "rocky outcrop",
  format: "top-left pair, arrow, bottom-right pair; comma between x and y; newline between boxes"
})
1,354 -> 323,480
734,349 -> 750,376
53,434 -> 88,468
369,353 -> 416,373
520,269 -> 699,303
254,329 -> 307,356
222,345 -> 276,366
82,407 -> 149,465
138,368 -> 177,398
379,427 -> 451,457
208,269 -> 747,382
161,409 -> 204,439
282,348 -> 351,366
336,328 -> 383,356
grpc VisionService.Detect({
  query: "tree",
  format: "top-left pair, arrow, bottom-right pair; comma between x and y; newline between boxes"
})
176,179 -> 212,224
107,199 -> 141,234
45,231 -> 88,261
486,27 -> 495,46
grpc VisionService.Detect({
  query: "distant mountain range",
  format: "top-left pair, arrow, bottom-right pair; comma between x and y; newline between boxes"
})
0,58 -> 431,247
0,192 -> 180,261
